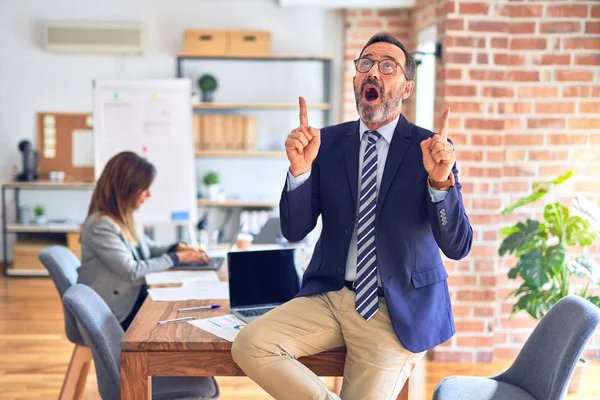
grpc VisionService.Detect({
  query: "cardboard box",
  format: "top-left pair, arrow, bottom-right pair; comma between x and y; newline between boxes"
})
228,31 -> 271,57
184,30 -> 228,56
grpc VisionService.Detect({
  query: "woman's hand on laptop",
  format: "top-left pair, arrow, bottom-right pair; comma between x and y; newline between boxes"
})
176,248 -> 211,265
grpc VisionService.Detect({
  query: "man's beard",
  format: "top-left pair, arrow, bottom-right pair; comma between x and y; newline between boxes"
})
354,80 -> 403,125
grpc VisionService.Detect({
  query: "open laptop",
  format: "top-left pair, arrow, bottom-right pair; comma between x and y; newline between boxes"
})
172,223 -> 244,271
228,248 -> 301,322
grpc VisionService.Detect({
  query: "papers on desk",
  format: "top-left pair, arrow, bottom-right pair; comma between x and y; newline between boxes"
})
145,271 -> 219,286
188,314 -> 246,342
148,282 -> 229,301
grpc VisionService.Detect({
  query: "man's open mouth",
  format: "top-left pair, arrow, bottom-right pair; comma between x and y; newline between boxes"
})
363,84 -> 380,102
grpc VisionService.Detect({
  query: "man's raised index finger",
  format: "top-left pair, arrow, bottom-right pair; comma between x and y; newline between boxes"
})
440,108 -> 450,140
299,96 -> 308,126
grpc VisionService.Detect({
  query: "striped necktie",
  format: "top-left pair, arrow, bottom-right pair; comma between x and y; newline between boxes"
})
355,130 -> 381,320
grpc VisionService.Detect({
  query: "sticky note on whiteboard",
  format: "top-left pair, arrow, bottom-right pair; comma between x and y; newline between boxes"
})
171,211 -> 190,221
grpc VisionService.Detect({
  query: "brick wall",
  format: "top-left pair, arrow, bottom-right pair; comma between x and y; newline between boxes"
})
343,0 -> 600,362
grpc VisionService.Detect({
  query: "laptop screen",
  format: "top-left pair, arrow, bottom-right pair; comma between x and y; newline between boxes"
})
228,248 -> 301,308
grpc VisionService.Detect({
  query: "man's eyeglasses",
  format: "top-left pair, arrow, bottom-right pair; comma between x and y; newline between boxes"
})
354,57 -> 406,77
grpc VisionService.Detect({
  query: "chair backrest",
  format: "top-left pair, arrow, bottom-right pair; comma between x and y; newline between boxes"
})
63,284 -> 124,400
495,295 -> 600,400
38,245 -> 84,345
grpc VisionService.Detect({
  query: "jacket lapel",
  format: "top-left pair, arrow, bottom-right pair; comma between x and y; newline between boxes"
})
377,114 -> 412,215
343,120 -> 361,210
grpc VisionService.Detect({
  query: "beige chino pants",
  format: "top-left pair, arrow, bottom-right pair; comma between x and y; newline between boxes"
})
231,287 -> 425,400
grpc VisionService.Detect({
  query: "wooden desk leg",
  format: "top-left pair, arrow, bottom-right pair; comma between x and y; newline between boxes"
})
121,352 -> 152,400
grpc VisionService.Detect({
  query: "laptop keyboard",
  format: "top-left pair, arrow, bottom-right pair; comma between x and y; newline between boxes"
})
237,307 -> 275,317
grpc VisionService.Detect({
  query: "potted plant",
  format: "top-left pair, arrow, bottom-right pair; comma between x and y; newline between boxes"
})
203,171 -> 220,200
498,170 -> 600,393
33,204 -> 46,224
197,74 -> 218,102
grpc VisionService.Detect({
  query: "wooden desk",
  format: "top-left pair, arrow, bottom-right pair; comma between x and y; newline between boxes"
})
120,277 -> 409,399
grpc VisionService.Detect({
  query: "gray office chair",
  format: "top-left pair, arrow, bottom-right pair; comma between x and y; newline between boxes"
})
63,283 -> 220,400
39,245 -> 92,400
433,295 -> 600,400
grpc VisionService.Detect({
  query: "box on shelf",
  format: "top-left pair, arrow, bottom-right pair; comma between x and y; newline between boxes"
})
195,115 -> 256,151
182,29 -> 271,57
183,30 -> 228,56
228,30 -> 271,57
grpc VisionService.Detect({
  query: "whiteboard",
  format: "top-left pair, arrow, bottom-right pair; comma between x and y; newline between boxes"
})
92,79 -> 197,228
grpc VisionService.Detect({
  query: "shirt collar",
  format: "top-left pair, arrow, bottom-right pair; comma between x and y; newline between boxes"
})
359,114 -> 400,144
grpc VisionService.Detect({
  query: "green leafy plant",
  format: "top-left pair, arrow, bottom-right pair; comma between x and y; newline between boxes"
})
198,74 -> 218,92
34,205 -> 45,217
203,171 -> 220,186
499,170 -> 600,320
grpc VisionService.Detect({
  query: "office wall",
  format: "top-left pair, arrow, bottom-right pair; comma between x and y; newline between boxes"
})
0,0 -> 344,257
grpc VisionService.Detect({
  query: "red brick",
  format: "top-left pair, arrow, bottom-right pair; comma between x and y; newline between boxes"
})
505,150 -> 526,162
449,133 -> 468,145
387,20 -> 412,29
540,21 -> 582,34
452,304 -> 472,317
487,151 -> 503,162
472,135 -> 503,146
547,5 -> 589,18
446,18 -> 464,31
477,54 -> 488,64
586,22 -> 600,34
469,70 -> 505,81
455,321 -> 486,332
565,38 -> 600,50
504,118 -> 523,131
510,38 -> 546,50
465,118 -> 504,130
555,69 -> 595,82
491,37 -> 508,49
510,22 -> 536,35
576,181 -> 600,193
533,54 -> 571,65
505,134 -> 545,145
494,348 -> 522,360
517,87 -> 559,98
501,181 -> 530,192
479,276 -> 496,286
459,151 -> 485,162
472,198 -> 502,210
446,101 -> 484,113
530,150 -> 569,161
575,54 -> 600,66
446,52 -> 472,64
445,36 -> 486,48
445,69 -> 463,79
540,166 -> 574,177
468,214 -> 501,225
527,118 -> 566,129
356,21 -> 384,29
548,134 -> 588,145
459,2 -> 489,15
445,85 -> 477,97
592,135 -> 600,145
570,118 -> 600,130
469,21 -> 509,33
483,87 -> 515,98
476,352 -> 493,362
431,351 -> 475,362
593,6 -> 600,18
473,260 -> 496,272
493,54 -> 526,66
502,165 -> 537,177
506,71 -> 540,82
499,103 -> 532,114
457,290 -> 495,301
563,86 -> 600,98
580,102 -> 600,114
458,336 -> 494,347
498,5 -> 543,18
448,275 -> 477,286
535,102 -> 576,114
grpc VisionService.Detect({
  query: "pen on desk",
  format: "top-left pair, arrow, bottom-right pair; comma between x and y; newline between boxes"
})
156,316 -> 194,325
178,305 -> 221,312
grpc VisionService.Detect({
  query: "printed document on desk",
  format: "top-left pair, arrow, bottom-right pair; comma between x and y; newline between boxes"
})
148,282 -> 229,301
145,271 -> 219,285
188,314 -> 246,342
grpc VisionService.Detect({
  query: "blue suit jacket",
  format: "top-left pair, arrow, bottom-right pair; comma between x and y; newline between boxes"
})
279,114 -> 473,353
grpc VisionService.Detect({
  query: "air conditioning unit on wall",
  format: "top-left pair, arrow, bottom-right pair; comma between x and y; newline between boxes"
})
44,22 -> 146,54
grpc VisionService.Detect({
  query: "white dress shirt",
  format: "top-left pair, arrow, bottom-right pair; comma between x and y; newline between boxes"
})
287,116 -> 449,282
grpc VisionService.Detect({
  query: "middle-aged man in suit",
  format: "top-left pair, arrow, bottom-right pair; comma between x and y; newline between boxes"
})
232,31 -> 473,400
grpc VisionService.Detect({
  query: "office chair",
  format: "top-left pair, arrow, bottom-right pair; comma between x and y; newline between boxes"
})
39,245 -> 92,400
433,295 -> 600,400
63,283 -> 220,400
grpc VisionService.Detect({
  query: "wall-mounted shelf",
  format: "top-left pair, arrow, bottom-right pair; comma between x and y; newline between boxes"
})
2,181 -> 95,189
6,224 -> 81,233
195,150 -> 286,158
177,54 -> 333,62
198,199 -> 277,208
193,102 -> 330,110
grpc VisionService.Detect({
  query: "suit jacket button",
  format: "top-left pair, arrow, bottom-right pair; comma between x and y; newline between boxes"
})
338,267 -> 345,274
345,228 -> 352,236
113,290 -> 119,295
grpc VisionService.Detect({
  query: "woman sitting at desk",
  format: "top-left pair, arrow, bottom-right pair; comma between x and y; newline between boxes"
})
78,151 -> 209,330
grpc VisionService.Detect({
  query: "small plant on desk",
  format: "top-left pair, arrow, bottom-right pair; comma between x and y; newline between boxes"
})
34,204 -> 46,224
198,74 -> 218,102
203,171 -> 221,201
